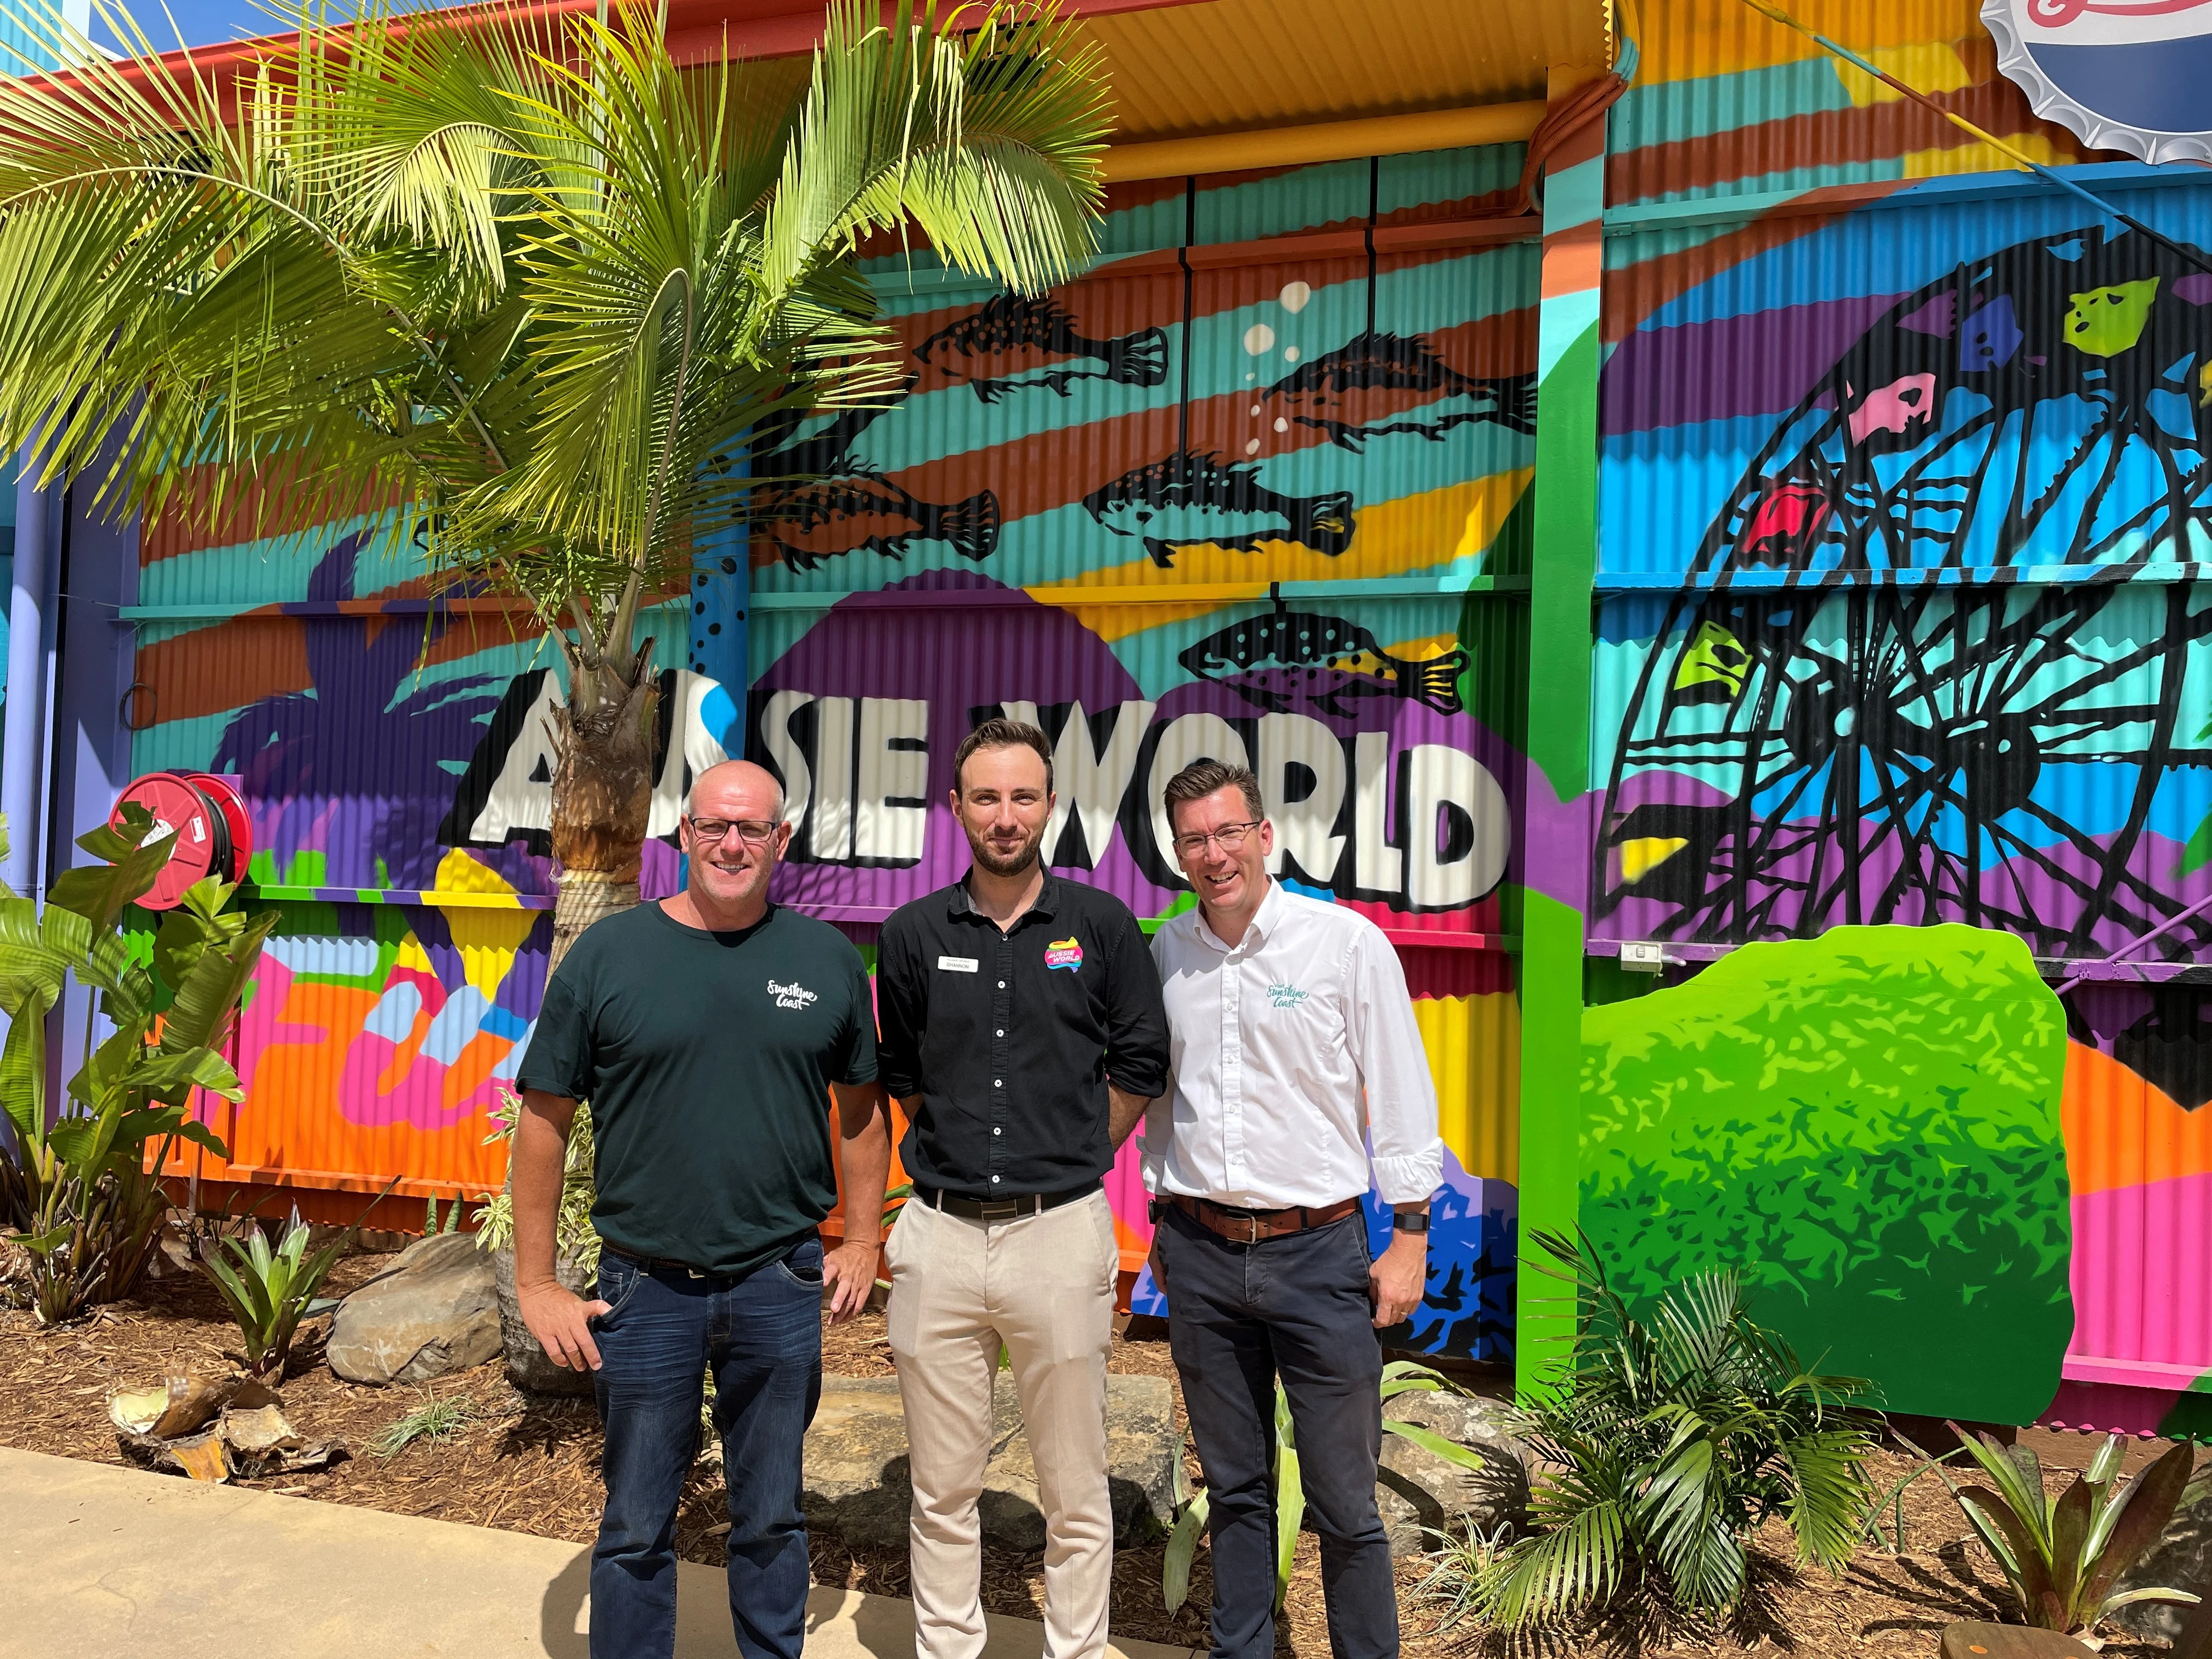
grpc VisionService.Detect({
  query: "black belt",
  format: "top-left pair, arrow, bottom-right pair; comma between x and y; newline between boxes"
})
912,1179 -> 1101,1222
602,1243 -> 736,1282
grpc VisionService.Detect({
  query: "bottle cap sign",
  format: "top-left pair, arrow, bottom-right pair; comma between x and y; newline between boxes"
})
1984,0 -> 2212,163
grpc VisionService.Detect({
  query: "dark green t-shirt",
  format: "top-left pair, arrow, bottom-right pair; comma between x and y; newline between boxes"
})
516,902 -> 878,1278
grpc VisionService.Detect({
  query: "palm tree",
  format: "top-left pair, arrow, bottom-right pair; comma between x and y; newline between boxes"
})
0,0 -> 1109,963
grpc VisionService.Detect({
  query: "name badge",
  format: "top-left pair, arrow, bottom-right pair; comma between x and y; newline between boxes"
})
938,956 -> 979,972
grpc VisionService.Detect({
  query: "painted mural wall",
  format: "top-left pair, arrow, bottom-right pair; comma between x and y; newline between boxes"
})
123,150 -> 1536,1361
1583,0 -> 2212,1428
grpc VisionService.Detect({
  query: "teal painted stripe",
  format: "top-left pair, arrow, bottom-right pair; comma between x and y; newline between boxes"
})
1610,58 -> 1853,152
1543,151 -> 1606,227
138,511 -> 407,612
1610,155 -> 1905,213
1537,290 -> 1600,385
1378,145 -> 1525,219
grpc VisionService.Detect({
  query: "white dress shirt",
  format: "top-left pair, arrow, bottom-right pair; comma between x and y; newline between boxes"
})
1144,881 -> 1443,1209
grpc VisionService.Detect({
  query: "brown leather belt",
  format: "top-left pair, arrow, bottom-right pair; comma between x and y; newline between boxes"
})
1169,1193 -> 1361,1245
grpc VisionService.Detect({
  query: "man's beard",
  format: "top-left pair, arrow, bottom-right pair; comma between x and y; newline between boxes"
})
968,828 -> 1043,879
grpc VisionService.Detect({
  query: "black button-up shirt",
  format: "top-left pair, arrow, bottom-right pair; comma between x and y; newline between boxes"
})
877,873 -> 1169,1199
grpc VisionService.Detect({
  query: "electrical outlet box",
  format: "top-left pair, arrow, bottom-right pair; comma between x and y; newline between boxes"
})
1620,940 -> 1666,973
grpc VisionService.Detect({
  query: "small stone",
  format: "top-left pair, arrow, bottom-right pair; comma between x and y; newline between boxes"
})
1375,1391 -> 1531,1556
328,1233 -> 500,1386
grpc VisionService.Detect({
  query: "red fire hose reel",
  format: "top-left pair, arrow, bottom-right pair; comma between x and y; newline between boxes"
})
108,771 -> 254,911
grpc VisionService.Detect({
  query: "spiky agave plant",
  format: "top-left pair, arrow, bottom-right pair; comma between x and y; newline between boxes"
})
1476,1231 -> 1882,1630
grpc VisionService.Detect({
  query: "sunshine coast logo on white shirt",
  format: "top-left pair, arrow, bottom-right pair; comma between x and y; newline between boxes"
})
768,979 -> 818,1011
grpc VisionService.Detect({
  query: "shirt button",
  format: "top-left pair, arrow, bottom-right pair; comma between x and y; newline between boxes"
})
993,1126 -> 1002,1136
994,1079 -> 1002,1088
991,1175 -> 1001,1184
995,1029 -> 1004,1037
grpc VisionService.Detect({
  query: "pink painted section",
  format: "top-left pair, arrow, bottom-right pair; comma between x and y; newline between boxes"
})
2066,1171 -> 2212,1391
2042,1378 -> 2183,1438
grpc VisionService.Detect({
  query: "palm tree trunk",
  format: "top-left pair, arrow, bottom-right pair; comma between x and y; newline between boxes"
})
546,639 -> 659,972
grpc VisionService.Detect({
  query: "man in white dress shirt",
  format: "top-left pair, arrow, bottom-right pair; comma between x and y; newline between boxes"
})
1144,757 -> 1441,1659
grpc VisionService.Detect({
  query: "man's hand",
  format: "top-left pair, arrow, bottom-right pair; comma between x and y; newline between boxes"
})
518,1277 -> 611,1371
1146,1235 -> 1168,1302
1369,1229 -> 1427,1329
823,1237 -> 879,1323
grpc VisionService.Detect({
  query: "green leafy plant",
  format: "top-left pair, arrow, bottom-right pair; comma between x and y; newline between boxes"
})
371,1390 -> 478,1457
1412,1519 -> 1517,1635
197,1183 -> 397,1379
1863,1436 -> 1964,1555
1474,1231 -> 1882,1632
1162,1361 -> 1485,1615
472,1086 -> 599,1273
1,809 -> 276,1323
422,1193 -> 460,1235
1934,1425 -> 2198,1637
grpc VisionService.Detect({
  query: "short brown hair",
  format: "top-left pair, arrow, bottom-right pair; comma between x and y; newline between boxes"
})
953,718 -> 1054,797
1163,758 -> 1264,834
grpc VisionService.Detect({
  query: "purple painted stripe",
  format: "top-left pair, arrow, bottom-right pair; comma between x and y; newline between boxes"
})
1601,292 -> 1905,437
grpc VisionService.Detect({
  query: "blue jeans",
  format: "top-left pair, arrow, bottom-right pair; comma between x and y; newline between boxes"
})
1159,1206 -> 1395,1659
589,1237 -> 824,1659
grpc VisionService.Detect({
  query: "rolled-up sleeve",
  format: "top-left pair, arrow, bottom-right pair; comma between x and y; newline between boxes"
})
1344,926 -> 1443,1205
874,914 -> 925,1101
1104,909 -> 1169,1101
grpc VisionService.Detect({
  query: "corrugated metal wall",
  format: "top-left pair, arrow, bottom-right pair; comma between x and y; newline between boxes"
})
123,155 -> 1536,1362
1592,0 -> 2212,1430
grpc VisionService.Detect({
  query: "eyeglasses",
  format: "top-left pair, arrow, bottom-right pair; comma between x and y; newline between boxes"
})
1173,820 -> 1262,857
687,817 -> 779,845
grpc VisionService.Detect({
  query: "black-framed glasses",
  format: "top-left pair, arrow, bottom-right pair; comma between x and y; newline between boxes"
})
687,817 -> 778,845
1173,820 -> 1261,857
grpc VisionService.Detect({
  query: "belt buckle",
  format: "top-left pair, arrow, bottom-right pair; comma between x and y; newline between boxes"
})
1238,1213 -> 1263,1245
978,1199 -> 1020,1222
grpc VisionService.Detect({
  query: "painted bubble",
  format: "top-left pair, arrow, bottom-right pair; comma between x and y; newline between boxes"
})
1279,280 -> 1312,313
1284,346 -> 1301,363
1243,323 -> 1277,355
1845,373 -> 1938,445
2065,277 -> 2160,357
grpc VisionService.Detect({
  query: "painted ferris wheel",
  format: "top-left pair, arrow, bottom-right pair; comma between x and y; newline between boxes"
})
1598,224 -> 2212,960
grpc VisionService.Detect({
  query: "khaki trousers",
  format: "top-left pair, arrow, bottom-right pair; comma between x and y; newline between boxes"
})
884,1189 -> 1120,1659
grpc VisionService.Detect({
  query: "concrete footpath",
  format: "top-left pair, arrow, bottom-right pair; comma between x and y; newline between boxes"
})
0,1446 -> 1202,1659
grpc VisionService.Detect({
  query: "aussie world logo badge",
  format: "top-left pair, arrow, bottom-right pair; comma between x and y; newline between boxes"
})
1044,938 -> 1084,972
1985,0 -> 2212,162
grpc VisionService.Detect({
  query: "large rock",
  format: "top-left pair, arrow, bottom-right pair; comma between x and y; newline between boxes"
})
327,1233 -> 500,1386
492,1246 -> 599,1397
1376,1391 -> 1531,1556
2110,1458 -> 2212,1645
804,1374 -> 1178,1551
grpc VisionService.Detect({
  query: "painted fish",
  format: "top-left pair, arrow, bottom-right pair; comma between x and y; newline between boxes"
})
1081,452 -> 1355,567
1180,598 -> 1466,717
1262,332 -> 1537,453
916,294 -> 1170,404
753,469 -> 1000,571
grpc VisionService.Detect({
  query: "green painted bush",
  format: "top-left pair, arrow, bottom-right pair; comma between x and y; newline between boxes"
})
1579,924 -> 2072,1424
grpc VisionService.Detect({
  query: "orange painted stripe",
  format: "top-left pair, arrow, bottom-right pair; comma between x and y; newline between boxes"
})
1539,224 -> 1602,300
2062,1040 -> 2212,1197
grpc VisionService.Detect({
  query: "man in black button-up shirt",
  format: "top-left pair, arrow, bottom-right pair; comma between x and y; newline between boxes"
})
878,718 -> 1167,1659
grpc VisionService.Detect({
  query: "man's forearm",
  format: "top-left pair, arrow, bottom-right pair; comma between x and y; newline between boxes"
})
511,1091 -> 576,1290
1108,1085 -> 1153,1149
834,1084 -> 893,1246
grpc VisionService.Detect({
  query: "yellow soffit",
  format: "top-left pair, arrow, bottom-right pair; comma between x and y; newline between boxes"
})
1102,102 -> 1549,183
1085,0 -> 1611,147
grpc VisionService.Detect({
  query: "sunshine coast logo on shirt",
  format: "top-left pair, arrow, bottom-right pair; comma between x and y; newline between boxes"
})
767,978 -> 819,1011
1044,937 -> 1084,972
1268,983 -> 1310,1008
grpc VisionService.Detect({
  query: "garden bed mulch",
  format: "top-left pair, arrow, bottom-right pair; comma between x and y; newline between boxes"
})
0,1257 -> 2184,1659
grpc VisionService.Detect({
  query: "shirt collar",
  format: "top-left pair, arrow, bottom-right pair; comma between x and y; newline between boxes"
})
1192,876 -> 1281,954
949,870 -> 1060,923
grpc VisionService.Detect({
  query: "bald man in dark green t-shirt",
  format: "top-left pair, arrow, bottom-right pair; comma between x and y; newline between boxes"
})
512,759 -> 890,1659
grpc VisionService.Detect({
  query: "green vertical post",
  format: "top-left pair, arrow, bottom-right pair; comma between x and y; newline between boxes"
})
1515,67 -> 1606,1393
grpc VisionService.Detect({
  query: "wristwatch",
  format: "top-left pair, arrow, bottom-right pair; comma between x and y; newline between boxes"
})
1391,1211 -> 1431,1234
